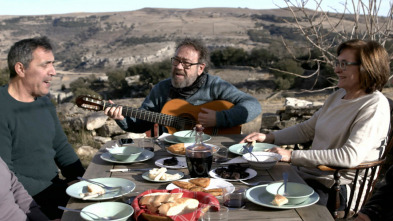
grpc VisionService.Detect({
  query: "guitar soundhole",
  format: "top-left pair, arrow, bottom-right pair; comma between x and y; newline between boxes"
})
177,113 -> 196,131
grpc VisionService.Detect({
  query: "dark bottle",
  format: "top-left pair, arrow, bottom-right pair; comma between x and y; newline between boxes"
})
185,124 -> 213,178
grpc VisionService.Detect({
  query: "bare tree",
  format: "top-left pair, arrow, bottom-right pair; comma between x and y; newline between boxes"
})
274,0 -> 393,91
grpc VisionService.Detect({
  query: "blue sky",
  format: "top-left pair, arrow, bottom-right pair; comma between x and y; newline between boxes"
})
0,0 -> 391,16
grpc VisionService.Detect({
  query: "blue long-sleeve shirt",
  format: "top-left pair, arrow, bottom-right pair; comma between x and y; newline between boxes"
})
116,73 -> 261,133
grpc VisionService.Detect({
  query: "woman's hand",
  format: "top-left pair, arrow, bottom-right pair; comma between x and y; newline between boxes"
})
104,100 -> 125,120
240,132 -> 274,144
268,147 -> 292,162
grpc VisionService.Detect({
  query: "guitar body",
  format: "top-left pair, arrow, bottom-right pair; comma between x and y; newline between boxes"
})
76,95 -> 242,135
161,99 -> 241,135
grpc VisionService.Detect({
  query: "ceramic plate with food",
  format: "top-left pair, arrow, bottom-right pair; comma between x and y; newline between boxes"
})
142,170 -> 184,182
155,156 -> 187,169
164,134 -> 211,144
166,143 -> 219,156
209,167 -> 257,181
245,184 -> 319,209
166,178 -> 235,195
66,177 -> 135,201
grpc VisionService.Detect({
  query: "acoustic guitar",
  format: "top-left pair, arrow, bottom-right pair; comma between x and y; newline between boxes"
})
76,95 -> 241,135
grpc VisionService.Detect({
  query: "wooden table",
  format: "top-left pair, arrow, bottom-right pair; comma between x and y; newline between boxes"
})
61,135 -> 334,221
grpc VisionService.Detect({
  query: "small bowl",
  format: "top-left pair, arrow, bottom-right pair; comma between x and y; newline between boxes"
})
81,202 -> 134,221
265,182 -> 314,205
107,145 -> 143,161
242,152 -> 282,170
173,130 -> 196,143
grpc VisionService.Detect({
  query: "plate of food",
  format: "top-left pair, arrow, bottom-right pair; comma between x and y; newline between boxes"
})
228,143 -> 276,155
164,134 -> 211,144
66,177 -> 135,201
155,156 -> 187,169
245,184 -> 319,209
166,143 -> 219,156
166,178 -> 235,196
142,168 -> 184,182
100,149 -> 154,164
209,165 -> 257,181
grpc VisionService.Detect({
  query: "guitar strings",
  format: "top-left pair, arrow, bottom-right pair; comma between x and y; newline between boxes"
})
118,105 -> 196,129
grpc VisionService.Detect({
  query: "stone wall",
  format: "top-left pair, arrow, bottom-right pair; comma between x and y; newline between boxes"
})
260,97 -> 323,149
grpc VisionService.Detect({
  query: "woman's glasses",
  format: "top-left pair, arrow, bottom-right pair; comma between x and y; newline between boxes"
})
334,60 -> 360,70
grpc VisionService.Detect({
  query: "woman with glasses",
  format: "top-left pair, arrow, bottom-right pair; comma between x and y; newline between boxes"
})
241,39 -> 391,216
104,38 -> 261,135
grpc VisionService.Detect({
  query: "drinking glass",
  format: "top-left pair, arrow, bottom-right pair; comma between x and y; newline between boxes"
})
138,138 -> 155,152
200,206 -> 229,221
213,147 -> 228,163
223,188 -> 246,208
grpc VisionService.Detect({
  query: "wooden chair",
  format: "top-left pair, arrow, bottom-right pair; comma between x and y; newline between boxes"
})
317,98 -> 393,219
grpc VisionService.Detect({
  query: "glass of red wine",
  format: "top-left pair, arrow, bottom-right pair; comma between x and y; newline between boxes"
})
223,188 -> 246,208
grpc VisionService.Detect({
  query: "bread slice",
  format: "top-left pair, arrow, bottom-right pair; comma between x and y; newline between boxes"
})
203,188 -> 223,196
168,143 -> 186,155
172,181 -> 196,190
139,192 -> 183,207
87,184 -> 105,195
158,197 -> 199,216
271,194 -> 288,206
189,178 -> 210,188
189,186 -> 205,192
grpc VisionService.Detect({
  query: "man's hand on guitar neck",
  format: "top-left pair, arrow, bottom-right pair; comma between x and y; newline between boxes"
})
104,100 -> 125,120
197,108 -> 217,128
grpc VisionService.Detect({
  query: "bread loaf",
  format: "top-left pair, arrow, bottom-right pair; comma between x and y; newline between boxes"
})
139,192 -> 183,207
158,197 -> 199,216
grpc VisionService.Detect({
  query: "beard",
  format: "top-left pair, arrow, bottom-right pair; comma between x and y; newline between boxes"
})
171,69 -> 199,88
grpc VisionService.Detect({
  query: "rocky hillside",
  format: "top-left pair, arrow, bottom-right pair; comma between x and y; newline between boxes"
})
0,7 -> 372,71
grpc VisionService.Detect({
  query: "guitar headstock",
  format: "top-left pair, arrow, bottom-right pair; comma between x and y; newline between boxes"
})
76,95 -> 104,111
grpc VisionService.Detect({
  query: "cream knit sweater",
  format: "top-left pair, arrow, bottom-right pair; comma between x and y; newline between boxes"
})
273,88 -> 390,188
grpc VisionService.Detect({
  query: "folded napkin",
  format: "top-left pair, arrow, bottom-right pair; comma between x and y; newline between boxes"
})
132,189 -> 220,221
158,132 -> 171,141
220,156 -> 248,165
106,143 -> 122,153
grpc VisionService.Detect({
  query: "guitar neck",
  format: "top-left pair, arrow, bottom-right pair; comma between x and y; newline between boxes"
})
104,102 -> 194,129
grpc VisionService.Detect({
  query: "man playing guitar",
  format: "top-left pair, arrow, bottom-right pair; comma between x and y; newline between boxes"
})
103,38 -> 261,135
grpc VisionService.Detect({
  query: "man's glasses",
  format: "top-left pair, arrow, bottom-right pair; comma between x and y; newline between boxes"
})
333,60 -> 360,70
171,57 -> 200,69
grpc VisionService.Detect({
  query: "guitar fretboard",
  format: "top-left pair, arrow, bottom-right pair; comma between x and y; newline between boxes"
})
105,102 -> 196,130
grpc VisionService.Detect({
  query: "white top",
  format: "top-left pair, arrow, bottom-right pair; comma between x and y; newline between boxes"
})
273,88 -> 390,188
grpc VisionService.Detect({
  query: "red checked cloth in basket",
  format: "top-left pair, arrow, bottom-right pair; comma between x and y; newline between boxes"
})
132,188 -> 220,221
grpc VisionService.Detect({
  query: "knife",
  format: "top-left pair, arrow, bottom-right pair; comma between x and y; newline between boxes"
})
109,168 -> 150,172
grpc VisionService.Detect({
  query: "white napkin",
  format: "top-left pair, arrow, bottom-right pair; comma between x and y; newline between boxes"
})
158,132 -> 171,141
220,156 -> 248,165
106,143 -> 122,153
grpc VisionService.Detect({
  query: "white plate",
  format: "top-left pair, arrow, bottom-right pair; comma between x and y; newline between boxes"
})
100,149 -> 154,164
228,143 -> 276,155
164,134 -> 211,144
245,184 -> 319,209
66,177 -> 135,201
166,178 -> 235,193
208,167 -> 257,181
166,143 -> 220,156
155,157 -> 187,169
142,170 -> 185,182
